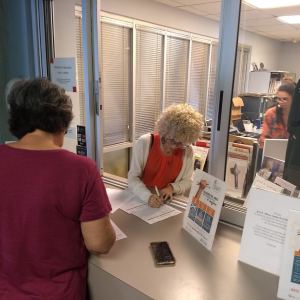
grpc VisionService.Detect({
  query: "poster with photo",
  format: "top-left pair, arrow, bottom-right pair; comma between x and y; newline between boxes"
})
183,169 -> 226,250
225,155 -> 248,198
259,155 -> 285,183
192,145 -> 209,171
278,210 -> 300,300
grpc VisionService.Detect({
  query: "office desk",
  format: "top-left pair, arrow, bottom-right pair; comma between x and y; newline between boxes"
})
88,209 -> 279,300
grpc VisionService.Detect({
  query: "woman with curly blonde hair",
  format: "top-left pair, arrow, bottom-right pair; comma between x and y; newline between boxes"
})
128,103 -> 203,208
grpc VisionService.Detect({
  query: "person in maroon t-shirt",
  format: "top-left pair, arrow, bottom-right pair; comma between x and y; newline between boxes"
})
0,79 -> 116,300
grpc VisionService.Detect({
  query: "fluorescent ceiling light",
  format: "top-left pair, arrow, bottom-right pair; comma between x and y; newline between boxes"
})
278,15 -> 300,24
243,0 -> 300,9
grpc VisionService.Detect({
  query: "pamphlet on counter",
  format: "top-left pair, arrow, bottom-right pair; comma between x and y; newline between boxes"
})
182,169 -> 226,251
239,188 -> 300,275
278,210 -> 300,300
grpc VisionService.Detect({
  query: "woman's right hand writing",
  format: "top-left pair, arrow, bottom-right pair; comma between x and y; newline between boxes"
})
148,194 -> 163,208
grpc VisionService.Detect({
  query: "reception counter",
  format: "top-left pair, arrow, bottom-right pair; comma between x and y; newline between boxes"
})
88,208 -> 279,300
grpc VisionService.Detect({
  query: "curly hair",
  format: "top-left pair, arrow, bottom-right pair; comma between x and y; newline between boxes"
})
7,78 -> 73,139
155,103 -> 203,145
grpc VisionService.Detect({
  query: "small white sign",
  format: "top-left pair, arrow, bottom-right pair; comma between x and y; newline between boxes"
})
50,57 -> 76,92
278,210 -> 300,300
274,177 -> 297,197
182,169 -> 226,251
239,188 -> 300,275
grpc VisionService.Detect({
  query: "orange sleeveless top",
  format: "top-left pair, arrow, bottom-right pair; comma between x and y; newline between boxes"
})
142,133 -> 183,189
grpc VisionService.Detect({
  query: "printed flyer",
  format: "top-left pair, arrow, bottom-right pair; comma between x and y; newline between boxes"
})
239,188 -> 300,275
182,169 -> 226,250
278,210 -> 300,300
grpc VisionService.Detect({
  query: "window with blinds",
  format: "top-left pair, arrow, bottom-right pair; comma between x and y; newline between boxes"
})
206,43 -> 218,120
74,13 -> 86,125
237,47 -> 250,95
205,44 -> 250,120
100,22 -> 131,146
233,47 -> 242,97
164,36 -> 189,108
135,28 -> 163,139
188,41 -> 210,116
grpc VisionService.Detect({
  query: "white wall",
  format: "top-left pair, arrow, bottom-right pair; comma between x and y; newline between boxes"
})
278,42 -> 300,81
101,0 -> 219,39
101,0 -> 282,71
238,30 -> 282,72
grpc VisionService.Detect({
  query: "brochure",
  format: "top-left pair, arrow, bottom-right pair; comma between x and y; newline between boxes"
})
239,188 -> 300,275
278,210 -> 300,300
182,169 -> 226,250
192,145 -> 209,171
225,154 -> 248,198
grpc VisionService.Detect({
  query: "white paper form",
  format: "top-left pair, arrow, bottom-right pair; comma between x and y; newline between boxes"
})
106,188 -> 136,213
113,190 -> 181,224
131,204 -> 181,224
278,210 -> 300,300
111,221 -> 127,241
239,188 -> 300,275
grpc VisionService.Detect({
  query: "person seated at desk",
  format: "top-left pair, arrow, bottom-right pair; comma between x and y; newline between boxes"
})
128,103 -> 203,208
259,83 -> 295,148
0,79 -> 116,300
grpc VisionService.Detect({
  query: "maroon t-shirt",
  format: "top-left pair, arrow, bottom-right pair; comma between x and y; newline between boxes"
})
0,145 -> 112,300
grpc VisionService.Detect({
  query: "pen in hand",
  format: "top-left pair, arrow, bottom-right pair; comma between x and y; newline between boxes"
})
155,185 -> 160,197
155,185 -> 172,205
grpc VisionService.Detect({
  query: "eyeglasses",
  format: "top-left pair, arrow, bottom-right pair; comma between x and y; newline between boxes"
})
275,96 -> 289,102
165,138 -> 188,149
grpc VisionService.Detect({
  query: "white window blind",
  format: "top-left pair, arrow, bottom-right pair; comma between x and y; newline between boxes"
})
135,28 -> 163,139
233,46 -> 250,96
100,22 -> 131,146
206,43 -> 218,120
188,41 -> 210,116
239,47 -> 250,95
233,47 -> 242,97
74,14 -> 86,125
164,36 -> 189,108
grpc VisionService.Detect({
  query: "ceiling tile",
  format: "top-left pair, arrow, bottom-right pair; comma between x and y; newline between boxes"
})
257,24 -> 295,32
179,5 -> 202,14
176,0 -> 219,5
240,17 -> 280,27
150,0 -> 300,42
207,14 -> 219,21
152,0 -> 182,7
259,6 -> 300,17
193,2 -> 221,15
241,2 -> 255,11
240,9 -> 273,20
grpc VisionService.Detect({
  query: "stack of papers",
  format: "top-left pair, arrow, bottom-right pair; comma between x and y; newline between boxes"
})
106,188 -> 181,224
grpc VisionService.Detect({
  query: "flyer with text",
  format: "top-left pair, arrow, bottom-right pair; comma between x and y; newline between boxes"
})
239,188 -> 300,275
182,169 -> 226,250
278,210 -> 300,300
